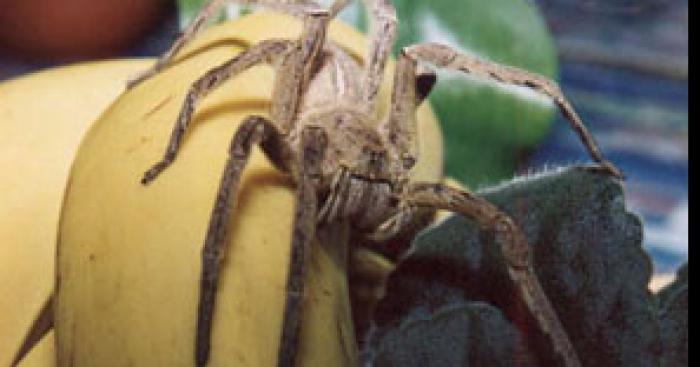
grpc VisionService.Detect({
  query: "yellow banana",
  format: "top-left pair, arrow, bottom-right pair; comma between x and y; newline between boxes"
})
15,331 -> 56,367
0,59 -> 151,366
55,12 -> 443,367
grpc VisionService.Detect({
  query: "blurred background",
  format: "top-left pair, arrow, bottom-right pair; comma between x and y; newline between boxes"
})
0,0 -> 687,277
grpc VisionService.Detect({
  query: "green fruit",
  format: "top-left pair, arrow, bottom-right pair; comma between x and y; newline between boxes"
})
393,0 -> 558,187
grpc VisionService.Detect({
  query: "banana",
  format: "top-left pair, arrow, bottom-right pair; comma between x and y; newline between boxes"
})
0,59 -> 151,366
55,12 -> 444,367
15,331 -> 56,367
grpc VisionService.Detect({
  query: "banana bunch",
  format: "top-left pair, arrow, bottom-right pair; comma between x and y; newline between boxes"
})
2,12 -> 444,366
0,59 -> 152,367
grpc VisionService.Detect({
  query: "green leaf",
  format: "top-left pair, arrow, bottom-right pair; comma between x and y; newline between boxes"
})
656,264 -> 688,367
370,302 -> 537,367
370,167 -> 659,366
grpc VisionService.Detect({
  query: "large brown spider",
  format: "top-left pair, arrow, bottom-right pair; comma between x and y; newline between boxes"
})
131,1 -> 623,366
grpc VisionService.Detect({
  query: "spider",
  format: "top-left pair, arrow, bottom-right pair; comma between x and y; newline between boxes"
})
130,1 -> 623,366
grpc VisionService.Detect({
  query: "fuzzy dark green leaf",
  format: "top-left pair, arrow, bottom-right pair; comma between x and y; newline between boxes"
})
656,263 -> 688,367
369,302 -> 537,367
370,167 -> 659,366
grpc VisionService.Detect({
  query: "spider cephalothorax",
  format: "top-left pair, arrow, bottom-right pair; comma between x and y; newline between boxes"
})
131,1 -> 623,366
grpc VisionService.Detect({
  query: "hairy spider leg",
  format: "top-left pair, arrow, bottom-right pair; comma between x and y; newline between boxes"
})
278,127 -> 328,367
403,43 -> 623,179
328,0 -> 351,17
195,116 -> 325,367
195,116 -> 283,367
376,41 -> 625,367
141,6 -> 332,184
141,11 -> 331,367
359,0 -> 397,115
127,0 -> 226,88
127,0 -> 349,88
379,48 -> 419,171
270,12 -> 329,131
403,182 -> 583,367
140,39 -> 294,184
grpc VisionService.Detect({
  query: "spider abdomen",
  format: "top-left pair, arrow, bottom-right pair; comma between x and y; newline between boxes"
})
297,45 -> 363,112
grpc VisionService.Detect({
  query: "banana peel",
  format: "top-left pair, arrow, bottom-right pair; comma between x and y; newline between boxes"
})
55,12 -> 443,367
15,331 -> 56,367
0,59 -> 152,366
